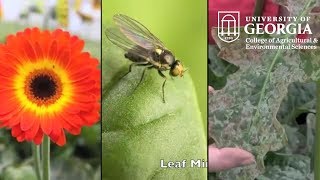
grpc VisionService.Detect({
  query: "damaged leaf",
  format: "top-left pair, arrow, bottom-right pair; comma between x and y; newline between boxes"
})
209,0 -> 319,179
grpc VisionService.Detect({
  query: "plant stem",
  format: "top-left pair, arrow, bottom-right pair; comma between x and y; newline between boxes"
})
315,80 -> 320,180
42,136 -> 50,180
253,0 -> 265,18
32,145 -> 42,180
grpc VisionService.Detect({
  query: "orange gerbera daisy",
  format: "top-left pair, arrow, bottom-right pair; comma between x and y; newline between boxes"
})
0,28 -> 100,146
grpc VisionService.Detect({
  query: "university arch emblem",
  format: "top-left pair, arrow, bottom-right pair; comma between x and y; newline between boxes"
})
218,11 -> 240,43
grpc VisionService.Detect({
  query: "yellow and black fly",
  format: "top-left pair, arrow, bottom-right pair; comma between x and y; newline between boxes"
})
106,14 -> 186,103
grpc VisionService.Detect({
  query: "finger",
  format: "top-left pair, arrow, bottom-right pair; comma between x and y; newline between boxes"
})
208,86 -> 214,93
208,145 -> 255,172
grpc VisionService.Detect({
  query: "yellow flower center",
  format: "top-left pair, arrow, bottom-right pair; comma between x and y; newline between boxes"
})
14,60 -> 73,116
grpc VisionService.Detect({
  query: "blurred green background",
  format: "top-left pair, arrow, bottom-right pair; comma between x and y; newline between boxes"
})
102,0 -> 207,123
0,22 -> 101,180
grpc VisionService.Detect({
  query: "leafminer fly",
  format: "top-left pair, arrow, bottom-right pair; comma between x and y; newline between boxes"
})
106,14 -> 186,103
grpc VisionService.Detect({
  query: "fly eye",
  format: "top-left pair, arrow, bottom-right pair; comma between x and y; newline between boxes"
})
164,55 -> 174,65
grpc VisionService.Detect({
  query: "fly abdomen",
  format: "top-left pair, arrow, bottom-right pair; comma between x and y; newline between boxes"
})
124,52 -> 147,63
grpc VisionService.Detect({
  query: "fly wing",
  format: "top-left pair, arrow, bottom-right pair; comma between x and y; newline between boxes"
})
105,27 -> 151,60
113,14 -> 166,50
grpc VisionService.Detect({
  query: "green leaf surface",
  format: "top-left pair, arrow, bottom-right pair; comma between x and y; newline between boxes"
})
102,41 -> 206,179
209,0 -> 319,179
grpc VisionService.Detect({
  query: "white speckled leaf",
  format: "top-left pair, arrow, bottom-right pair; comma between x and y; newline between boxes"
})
209,0 -> 319,179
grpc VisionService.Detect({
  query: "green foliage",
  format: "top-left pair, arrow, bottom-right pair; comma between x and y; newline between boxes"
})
277,82 -> 316,126
0,22 -> 26,42
208,45 -> 239,89
276,83 -> 316,158
51,158 -> 100,180
257,152 -> 313,180
3,165 -> 37,180
84,40 -> 101,61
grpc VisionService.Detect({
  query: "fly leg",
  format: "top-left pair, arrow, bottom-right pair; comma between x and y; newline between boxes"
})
158,70 -> 167,103
121,62 -> 149,79
134,65 -> 153,91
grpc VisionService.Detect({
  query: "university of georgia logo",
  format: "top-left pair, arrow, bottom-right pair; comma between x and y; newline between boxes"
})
218,11 -> 240,43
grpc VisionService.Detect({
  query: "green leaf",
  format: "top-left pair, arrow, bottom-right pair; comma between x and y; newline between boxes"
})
306,113 -> 316,159
0,22 -> 26,43
0,145 -> 17,174
83,40 -> 101,61
51,158 -> 96,180
208,45 -> 239,89
257,152 -> 313,180
208,45 -> 239,77
277,82 -> 316,126
3,165 -> 37,180
208,69 -> 227,90
300,48 -> 320,81
276,82 -> 316,155
102,40 -> 206,179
